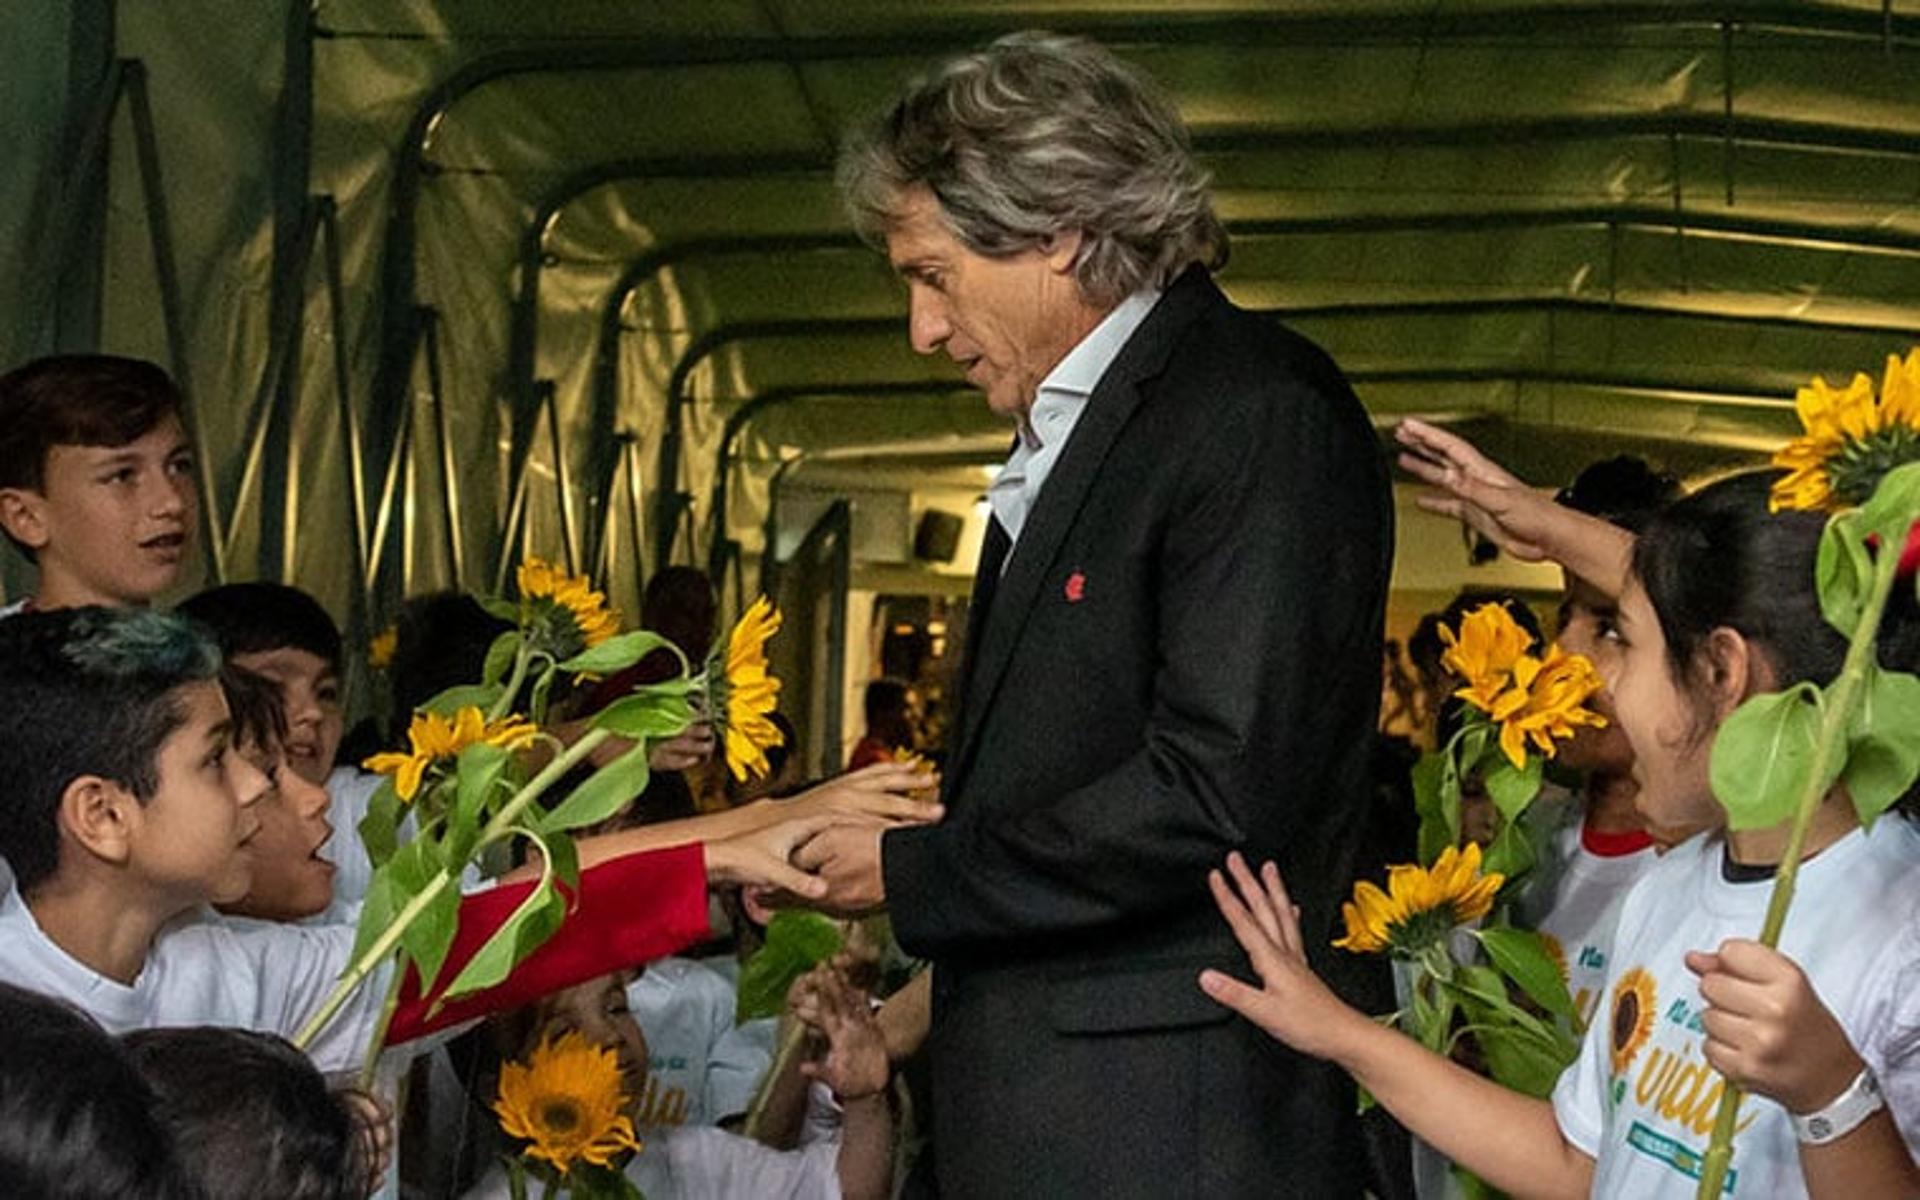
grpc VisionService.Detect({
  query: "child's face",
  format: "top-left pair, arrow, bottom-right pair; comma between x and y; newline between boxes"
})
4,415 -> 197,607
230,647 -> 343,786
1553,572 -> 1636,774
135,680 -> 271,907
1602,580 -> 1723,837
219,739 -> 335,921
538,975 -> 650,1108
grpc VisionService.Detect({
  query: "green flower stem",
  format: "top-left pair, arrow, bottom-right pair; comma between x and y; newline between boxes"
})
742,917 -> 850,1141
356,963 -> 406,1091
292,726 -> 615,1052
1696,537 -> 1902,1200
491,641 -> 533,722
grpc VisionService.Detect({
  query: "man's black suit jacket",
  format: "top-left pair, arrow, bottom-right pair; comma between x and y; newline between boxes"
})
882,266 -> 1394,1198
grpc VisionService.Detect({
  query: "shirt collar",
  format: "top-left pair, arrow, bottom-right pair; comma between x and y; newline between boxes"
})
1035,286 -> 1163,403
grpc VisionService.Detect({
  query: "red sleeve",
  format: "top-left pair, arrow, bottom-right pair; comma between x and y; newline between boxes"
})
386,842 -> 710,1043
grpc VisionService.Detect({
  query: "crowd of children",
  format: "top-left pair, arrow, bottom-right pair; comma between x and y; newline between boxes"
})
0,355 -> 936,1198
4,347 -> 1920,1200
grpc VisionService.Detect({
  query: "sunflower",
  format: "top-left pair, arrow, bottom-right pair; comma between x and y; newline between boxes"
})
517,557 -> 621,658
1440,603 -> 1537,712
1608,967 -> 1658,1076
1483,644 -> 1610,769
892,746 -> 942,804
1332,842 -> 1504,957
368,625 -> 398,672
1771,349 -> 1920,513
707,596 -> 784,781
363,707 -> 540,802
494,1030 -> 640,1174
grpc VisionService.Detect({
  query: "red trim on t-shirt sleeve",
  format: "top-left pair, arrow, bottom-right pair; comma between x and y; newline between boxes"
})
1580,822 -> 1655,858
386,842 -> 710,1043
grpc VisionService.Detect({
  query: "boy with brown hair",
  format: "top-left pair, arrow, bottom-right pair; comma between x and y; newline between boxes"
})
0,355 -> 199,612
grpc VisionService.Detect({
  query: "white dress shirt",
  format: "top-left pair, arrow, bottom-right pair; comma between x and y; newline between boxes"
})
987,287 -> 1162,551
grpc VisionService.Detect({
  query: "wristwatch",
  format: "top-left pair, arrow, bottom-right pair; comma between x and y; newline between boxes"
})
1791,1065 -> 1884,1145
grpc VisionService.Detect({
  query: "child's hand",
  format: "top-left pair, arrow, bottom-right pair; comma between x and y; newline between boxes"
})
1685,939 -> 1863,1114
1198,853 -> 1369,1062
793,965 -> 891,1102
1394,417 -> 1554,561
649,722 -> 716,772
337,1087 -> 394,1196
784,763 -> 944,829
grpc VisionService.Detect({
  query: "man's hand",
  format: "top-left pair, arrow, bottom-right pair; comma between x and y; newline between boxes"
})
1686,939 -> 1862,1115
705,817 -> 834,900
791,824 -> 888,916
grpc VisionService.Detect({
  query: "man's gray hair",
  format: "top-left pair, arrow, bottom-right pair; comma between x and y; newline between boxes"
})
838,31 -> 1228,308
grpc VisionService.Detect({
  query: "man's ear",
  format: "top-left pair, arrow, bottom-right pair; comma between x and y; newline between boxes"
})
1699,626 -> 1770,722
1039,229 -> 1084,275
57,776 -> 139,869
0,487 -> 51,554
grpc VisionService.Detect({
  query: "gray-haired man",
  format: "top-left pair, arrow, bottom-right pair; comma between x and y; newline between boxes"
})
798,33 -> 1394,1197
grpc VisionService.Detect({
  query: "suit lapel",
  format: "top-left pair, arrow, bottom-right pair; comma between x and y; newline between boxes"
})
948,268 -> 1223,790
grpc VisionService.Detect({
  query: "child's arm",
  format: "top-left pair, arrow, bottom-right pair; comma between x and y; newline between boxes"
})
1687,940 -> 1920,1199
1199,853 -> 1594,1200
795,967 -> 894,1200
562,761 -> 942,872
1395,417 -> 1634,599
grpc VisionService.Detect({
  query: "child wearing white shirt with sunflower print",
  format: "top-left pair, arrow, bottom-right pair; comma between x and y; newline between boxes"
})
1200,466 -> 1920,1198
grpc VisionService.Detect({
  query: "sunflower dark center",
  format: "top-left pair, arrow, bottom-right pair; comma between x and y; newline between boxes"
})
540,1099 -> 581,1134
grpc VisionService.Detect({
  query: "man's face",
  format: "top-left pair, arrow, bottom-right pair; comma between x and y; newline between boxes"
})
230,647 -> 343,787
0,416 -> 198,607
219,738 -> 335,921
132,681 -> 269,907
885,186 -> 1092,421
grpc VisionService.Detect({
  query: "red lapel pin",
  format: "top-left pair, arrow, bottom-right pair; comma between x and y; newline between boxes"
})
1064,571 -> 1087,603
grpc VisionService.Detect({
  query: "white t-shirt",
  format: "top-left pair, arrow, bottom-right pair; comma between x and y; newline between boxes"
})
1551,820 -> 1920,1198
629,957 -> 738,1129
0,885 -> 389,1075
706,1015 -> 778,1124
1529,824 -> 1658,1029
465,1107 -> 842,1200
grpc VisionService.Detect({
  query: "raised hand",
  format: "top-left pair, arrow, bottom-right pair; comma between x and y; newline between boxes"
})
1394,417 -> 1555,561
793,961 -> 891,1101
1198,852 -> 1368,1061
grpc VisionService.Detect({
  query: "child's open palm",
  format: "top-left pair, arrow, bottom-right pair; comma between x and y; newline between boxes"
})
1200,852 -> 1371,1062
793,963 -> 890,1102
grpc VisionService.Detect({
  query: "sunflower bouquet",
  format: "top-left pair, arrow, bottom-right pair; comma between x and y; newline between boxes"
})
1413,602 -> 1608,885
1692,349 -> 1920,1197
290,558 -> 787,1080
494,1031 -> 644,1200
1348,603 -> 1607,1169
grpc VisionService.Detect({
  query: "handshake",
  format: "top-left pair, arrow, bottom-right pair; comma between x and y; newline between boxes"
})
702,760 -> 943,916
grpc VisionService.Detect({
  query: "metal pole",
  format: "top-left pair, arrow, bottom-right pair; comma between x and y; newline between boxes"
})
421,310 -> 465,589
125,60 -> 226,584
541,382 -> 580,575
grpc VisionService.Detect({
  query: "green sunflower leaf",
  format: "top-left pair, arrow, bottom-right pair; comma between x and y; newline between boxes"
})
558,630 -> 674,677
1708,682 -> 1829,831
1843,663 -> 1920,829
